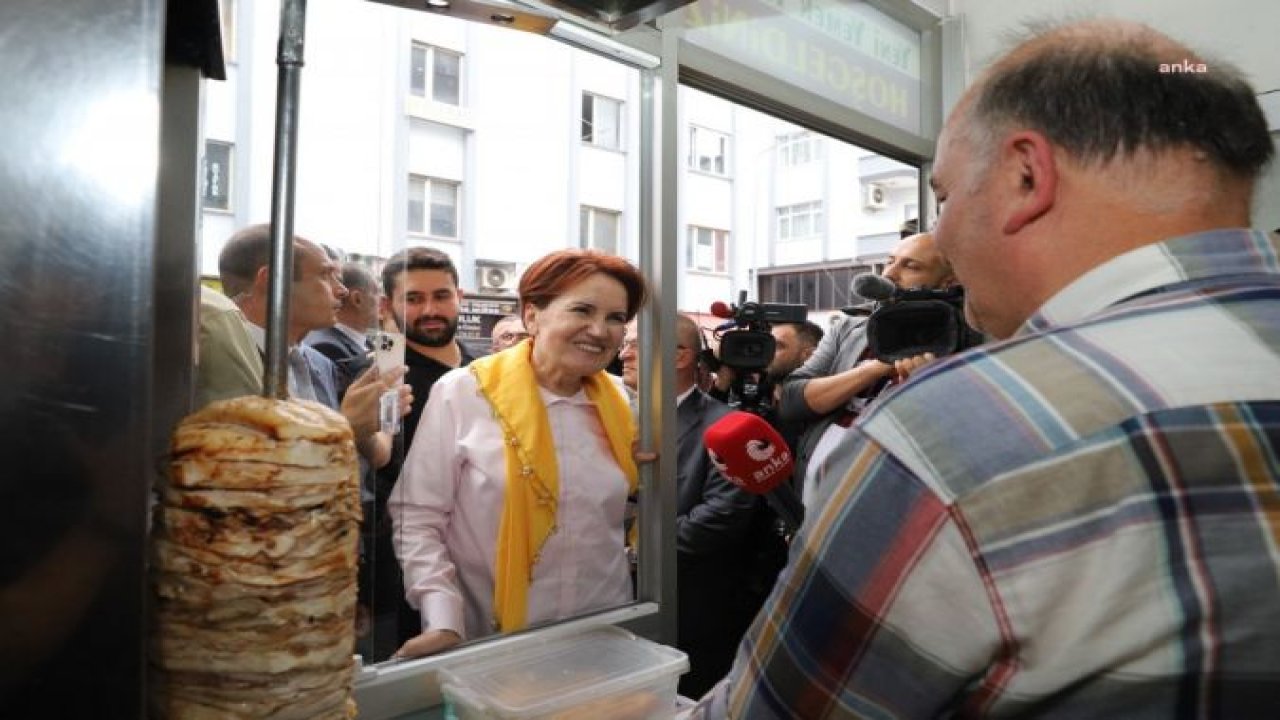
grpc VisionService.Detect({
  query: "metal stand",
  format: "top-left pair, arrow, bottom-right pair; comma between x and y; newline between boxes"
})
264,0 -> 308,398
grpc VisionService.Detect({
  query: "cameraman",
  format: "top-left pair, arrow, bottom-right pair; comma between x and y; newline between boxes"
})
777,232 -> 955,507
766,320 -> 824,383
709,320 -> 822,405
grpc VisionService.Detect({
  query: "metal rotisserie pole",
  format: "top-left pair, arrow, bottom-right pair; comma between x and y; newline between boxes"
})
264,0 -> 308,398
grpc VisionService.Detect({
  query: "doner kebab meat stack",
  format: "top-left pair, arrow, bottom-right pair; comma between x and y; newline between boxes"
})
150,396 -> 361,719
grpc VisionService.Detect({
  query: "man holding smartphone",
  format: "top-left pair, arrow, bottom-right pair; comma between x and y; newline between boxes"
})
372,246 -> 477,658
379,247 -> 477,448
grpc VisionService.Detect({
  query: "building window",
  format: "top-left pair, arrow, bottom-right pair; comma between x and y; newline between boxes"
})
776,201 -> 823,241
687,226 -> 728,273
777,131 -> 821,167
203,140 -> 233,212
581,93 -> 623,149
688,126 -> 729,175
580,206 -> 620,254
759,266 -> 856,312
410,43 -> 462,106
408,175 -> 460,238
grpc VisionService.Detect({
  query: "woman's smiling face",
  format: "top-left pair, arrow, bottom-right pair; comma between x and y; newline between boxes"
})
524,272 -> 630,394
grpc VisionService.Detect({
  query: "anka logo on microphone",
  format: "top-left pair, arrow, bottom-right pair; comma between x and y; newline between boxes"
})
745,438 -> 777,462
709,437 -> 792,489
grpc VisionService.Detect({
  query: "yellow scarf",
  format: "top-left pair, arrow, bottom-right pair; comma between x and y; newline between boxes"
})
469,338 -> 638,632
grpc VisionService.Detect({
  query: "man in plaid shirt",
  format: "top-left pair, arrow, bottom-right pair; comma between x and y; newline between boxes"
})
695,19 -> 1279,719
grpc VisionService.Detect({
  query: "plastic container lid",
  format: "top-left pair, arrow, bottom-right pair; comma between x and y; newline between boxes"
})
439,625 -> 689,718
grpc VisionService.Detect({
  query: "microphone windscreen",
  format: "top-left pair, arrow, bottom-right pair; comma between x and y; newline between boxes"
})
709,300 -> 733,319
703,411 -> 794,495
851,273 -> 895,301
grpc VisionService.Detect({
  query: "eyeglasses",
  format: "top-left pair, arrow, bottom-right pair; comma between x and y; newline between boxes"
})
497,331 -> 530,343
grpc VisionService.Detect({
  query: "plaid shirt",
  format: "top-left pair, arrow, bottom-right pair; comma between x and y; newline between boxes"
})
694,229 -> 1280,719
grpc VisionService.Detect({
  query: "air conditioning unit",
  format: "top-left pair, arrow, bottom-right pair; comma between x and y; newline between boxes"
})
863,182 -> 888,210
475,260 -> 518,293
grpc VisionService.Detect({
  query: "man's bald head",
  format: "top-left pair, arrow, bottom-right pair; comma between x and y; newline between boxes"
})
216,223 -> 346,340
675,313 -> 704,353
882,232 -> 954,290
954,20 -> 1272,183
932,20 -> 1273,339
219,223 -> 316,300
675,313 -> 705,392
337,262 -> 380,330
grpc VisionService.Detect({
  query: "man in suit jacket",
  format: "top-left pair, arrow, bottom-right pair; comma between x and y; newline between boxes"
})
195,284 -> 264,408
306,261 -> 380,394
218,224 -> 399,465
622,313 -> 778,698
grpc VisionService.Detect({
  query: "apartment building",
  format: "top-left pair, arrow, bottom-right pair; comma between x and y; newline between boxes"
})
201,0 -> 919,328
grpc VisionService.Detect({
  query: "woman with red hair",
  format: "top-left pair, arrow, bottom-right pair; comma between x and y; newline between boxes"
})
389,249 -> 648,658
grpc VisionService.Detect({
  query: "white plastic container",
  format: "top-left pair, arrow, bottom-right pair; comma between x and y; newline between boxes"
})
439,625 -> 689,720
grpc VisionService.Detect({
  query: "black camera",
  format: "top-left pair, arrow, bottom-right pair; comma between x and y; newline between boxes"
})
864,285 -> 984,362
707,292 -> 808,414
717,302 -> 807,370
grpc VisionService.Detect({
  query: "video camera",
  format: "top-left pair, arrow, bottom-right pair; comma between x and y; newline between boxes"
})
706,292 -> 808,414
849,274 -> 984,362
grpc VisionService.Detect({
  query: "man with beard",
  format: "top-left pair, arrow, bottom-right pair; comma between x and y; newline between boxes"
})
372,246 -> 476,657
380,247 -> 477,446
765,320 -> 823,384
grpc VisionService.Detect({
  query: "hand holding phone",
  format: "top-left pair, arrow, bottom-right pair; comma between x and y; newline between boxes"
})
370,331 -> 406,435
373,330 -> 406,375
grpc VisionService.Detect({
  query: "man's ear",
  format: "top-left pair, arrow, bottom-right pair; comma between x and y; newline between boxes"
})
253,266 -> 271,294
1001,130 -> 1057,235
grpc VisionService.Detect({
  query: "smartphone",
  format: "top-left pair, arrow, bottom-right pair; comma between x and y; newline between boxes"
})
371,330 -> 406,435
373,330 -> 406,375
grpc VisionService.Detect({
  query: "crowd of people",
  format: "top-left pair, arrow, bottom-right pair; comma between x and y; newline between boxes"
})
188,17 -> 1280,717
190,223 -> 854,685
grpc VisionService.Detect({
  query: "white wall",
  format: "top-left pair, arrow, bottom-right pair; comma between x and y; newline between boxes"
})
295,1 -> 397,255
467,27 -> 573,268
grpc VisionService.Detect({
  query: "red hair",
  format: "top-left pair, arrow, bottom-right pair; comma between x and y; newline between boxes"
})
519,249 -> 648,320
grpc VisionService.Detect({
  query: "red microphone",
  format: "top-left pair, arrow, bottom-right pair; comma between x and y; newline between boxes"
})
709,300 -> 734,319
703,411 -> 804,533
